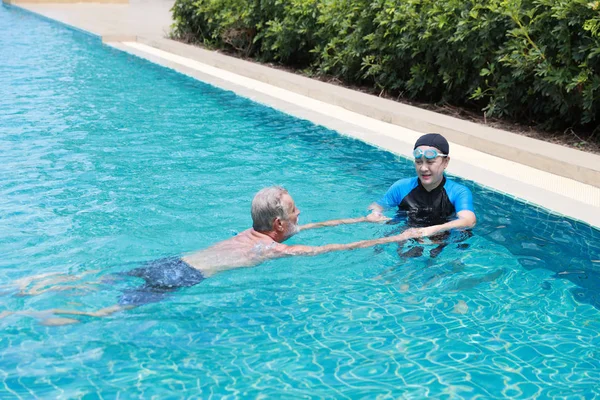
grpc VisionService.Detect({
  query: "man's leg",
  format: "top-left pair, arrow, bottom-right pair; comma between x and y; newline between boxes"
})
4,270 -> 99,296
0,309 -> 82,326
51,304 -> 133,318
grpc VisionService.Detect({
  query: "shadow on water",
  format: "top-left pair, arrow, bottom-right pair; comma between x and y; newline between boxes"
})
550,270 -> 600,309
450,268 -> 506,291
464,180 -> 600,310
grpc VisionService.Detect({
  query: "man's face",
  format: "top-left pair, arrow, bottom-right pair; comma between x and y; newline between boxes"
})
413,145 -> 449,189
282,194 -> 300,238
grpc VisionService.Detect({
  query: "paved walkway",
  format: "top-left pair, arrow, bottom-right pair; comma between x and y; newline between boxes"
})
12,0 -> 174,39
6,0 -> 600,227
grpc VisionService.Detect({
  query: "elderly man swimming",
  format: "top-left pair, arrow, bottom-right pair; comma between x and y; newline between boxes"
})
6,186 -> 424,323
181,186 -> 396,278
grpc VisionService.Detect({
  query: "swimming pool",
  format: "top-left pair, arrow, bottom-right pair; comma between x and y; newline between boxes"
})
1,4 -> 600,398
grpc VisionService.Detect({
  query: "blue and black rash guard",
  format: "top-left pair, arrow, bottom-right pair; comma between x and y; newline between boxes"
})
376,176 -> 474,227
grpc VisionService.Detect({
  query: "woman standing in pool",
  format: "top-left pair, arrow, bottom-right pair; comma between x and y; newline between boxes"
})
367,133 -> 477,258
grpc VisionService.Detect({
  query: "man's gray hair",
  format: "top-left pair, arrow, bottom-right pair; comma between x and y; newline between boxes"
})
251,186 -> 291,232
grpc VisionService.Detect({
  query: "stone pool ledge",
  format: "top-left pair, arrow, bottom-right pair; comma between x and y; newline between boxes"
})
4,0 -> 128,4
3,0 -> 172,39
133,37 -> 600,189
111,39 -> 600,227
4,1 -> 600,228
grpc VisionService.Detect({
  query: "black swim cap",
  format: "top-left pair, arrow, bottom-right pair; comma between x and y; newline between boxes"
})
414,133 -> 449,155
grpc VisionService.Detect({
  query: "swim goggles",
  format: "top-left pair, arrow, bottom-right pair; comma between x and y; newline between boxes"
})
413,148 -> 448,160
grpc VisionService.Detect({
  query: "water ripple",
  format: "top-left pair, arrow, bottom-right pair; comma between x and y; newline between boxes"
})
1,4 -> 600,398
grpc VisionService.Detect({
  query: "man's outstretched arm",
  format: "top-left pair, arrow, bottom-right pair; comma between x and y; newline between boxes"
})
299,214 -> 389,231
278,228 -> 422,257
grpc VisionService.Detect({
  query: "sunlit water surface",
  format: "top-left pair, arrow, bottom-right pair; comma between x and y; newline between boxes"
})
1,5 -> 599,398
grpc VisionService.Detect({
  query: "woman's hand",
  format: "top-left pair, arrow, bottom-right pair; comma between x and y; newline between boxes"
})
366,211 -> 390,223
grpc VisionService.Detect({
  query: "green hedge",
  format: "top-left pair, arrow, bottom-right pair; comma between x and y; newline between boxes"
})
171,0 -> 600,134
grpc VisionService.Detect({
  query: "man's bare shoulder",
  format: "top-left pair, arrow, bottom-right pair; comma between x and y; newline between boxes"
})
183,229 -> 284,275
211,229 -> 275,249
211,231 -> 295,259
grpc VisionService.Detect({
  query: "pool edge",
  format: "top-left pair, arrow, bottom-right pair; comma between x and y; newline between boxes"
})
5,5 -> 600,230
108,41 -> 600,231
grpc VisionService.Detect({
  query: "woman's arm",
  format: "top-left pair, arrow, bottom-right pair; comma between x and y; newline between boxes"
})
416,211 -> 476,237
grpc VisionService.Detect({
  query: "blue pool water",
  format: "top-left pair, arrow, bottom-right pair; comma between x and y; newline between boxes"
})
1,5 -> 600,398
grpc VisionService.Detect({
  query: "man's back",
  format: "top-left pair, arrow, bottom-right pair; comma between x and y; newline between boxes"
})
182,229 -> 281,277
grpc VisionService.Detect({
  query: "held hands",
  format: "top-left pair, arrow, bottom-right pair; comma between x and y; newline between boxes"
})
366,211 -> 391,223
399,228 -> 423,240
413,225 -> 440,238
390,226 -> 440,242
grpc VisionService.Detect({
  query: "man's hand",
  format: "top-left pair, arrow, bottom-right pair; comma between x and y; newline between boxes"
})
395,226 -> 439,243
408,211 -> 476,240
366,211 -> 390,223
416,225 -> 440,238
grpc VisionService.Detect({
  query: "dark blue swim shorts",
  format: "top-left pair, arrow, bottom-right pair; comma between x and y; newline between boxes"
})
118,257 -> 205,307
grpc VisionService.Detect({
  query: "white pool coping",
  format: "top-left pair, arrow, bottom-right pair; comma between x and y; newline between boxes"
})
109,41 -> 600,228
